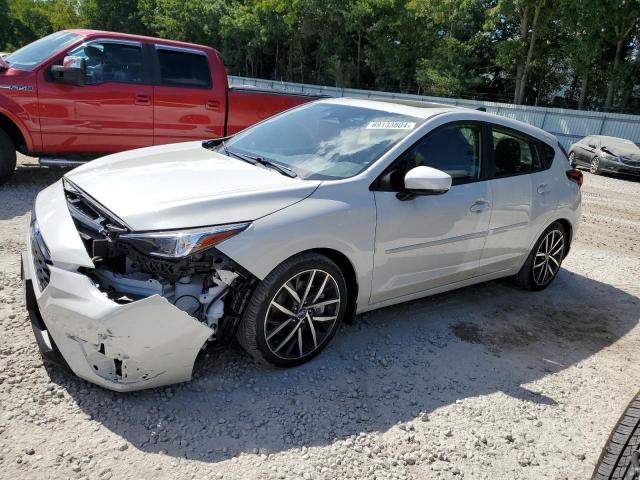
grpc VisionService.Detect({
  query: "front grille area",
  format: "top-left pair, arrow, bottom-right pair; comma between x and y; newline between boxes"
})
30,221 -> 51,291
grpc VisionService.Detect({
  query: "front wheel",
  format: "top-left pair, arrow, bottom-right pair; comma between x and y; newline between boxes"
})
569,151 -> 577,168
511,222 -> 567,291
590,156 -> 601,175
237,252 -> 347,367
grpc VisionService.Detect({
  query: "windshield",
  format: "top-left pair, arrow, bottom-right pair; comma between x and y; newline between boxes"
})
223,102 -> 424,180
5,31 -> 81,71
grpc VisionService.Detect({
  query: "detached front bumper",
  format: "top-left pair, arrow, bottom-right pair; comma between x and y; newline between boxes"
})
599,158 -> 640,177
22,181 -> 214,392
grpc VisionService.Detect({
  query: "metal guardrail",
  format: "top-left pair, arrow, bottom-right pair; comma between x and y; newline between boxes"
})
229,75 -> 640,149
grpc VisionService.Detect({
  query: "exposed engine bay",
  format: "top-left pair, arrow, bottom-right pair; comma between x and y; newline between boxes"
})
64,179 -> 256,344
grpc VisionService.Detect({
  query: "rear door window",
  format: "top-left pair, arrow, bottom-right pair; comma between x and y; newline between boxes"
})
157,48 -> 211,88
490,127 -> 539,177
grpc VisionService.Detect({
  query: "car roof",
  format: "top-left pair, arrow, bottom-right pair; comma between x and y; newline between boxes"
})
319,97 -> 557,145
65,29 -> 219,54
591,135 -> 634,143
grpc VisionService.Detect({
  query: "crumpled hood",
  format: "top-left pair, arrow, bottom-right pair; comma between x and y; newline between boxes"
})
602,144 -> 640,161
65,141 -> 320,231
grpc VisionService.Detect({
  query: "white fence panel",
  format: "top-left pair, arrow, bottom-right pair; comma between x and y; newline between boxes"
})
229,76 -> 640,150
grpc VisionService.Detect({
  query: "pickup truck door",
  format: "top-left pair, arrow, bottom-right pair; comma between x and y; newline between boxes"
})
152,45 -> 225,144
37,39 -> 154,154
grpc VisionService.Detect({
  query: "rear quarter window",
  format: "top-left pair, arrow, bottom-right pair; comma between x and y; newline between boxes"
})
536,141 -> 556,169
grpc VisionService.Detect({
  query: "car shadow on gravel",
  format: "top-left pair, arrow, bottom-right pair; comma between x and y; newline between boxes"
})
45,267 -> 639,463
0,163 -> 66,220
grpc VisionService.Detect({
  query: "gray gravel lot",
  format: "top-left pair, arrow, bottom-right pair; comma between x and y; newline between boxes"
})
0,155 -> 639,480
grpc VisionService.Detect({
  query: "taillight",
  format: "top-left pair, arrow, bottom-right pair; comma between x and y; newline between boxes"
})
566,169 -> 583,188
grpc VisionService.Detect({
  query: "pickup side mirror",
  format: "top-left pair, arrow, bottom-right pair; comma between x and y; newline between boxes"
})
397,166 -> 452,200
51,56 -> 86,86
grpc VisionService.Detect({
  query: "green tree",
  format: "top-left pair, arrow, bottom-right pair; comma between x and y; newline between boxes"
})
80,0 -> 148,33
487,0 -> 558,104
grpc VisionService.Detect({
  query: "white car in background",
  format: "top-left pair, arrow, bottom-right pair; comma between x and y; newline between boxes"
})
22,98 -> 582,391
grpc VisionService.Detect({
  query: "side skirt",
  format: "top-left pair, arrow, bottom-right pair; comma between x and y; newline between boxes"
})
356,267 -> 519,315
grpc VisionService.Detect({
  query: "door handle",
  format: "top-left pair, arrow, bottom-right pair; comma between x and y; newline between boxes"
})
470,200 -> 491,213
206,100 -> 220,111
537,183 -> 550,195
135,94 -> 151,106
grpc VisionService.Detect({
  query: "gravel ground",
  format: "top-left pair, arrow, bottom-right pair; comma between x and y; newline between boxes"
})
0,155 -> 639,480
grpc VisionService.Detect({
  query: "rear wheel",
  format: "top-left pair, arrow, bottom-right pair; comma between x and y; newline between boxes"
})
511,222 -> 567,291
590,156 -> 601,175
237,252 -> 347,367
0,129 -> 17,186
593,391 -> 640,480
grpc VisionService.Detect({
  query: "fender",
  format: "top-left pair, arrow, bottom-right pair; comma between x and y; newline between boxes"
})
217,184 -> 377,312
0,105 -> 38,153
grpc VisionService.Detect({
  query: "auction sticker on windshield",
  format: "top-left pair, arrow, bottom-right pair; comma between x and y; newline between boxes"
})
366,121 -> 416,130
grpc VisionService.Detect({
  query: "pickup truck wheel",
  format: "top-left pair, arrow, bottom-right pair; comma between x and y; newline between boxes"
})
237,252 -> 347,367
0,129 -> 17,186
593,391 -> 640,479
511,222 -> 566,291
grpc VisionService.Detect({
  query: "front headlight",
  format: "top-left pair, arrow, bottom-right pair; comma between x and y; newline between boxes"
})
120,222 -> 250,259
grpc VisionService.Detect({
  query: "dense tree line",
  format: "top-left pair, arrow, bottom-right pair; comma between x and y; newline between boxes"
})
2,0 -> 640,113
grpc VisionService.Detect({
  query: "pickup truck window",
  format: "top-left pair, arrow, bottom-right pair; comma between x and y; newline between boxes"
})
67,42 -> 144,85
5,31 -> 80,71
157,49 -> 211,89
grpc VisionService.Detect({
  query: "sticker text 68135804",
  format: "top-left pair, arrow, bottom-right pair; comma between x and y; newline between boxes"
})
366,121 -> 416,130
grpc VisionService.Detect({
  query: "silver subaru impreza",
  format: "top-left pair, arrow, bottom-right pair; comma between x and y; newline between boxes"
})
22,98 -> 582,391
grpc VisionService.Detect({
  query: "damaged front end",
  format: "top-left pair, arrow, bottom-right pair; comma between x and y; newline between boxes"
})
23,179 -> 257,391
64,178 -> 257,342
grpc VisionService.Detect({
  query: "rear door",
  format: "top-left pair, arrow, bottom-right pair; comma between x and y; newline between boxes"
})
152,45 -> 225,144
577,136 -> 597,164
38,39 -> 154,154
478,125 -> 555,274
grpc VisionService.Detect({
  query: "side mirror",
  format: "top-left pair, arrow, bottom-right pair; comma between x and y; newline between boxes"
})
51,56 -> 86,86
398,166 -> 452,200
588,143 -> 597,149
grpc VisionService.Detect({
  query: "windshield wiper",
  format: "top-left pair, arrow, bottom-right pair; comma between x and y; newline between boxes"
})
225,147 -> 297,178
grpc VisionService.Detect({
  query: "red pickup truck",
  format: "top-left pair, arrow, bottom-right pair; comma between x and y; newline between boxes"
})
0,30 -> 317,184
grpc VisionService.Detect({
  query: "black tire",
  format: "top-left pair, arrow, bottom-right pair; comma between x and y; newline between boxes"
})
591,156 -> 601,175
593,391 -> 640,480
511,221 -> 567,291
0,129 -> 17,186
236,252 -> 347,367
569,151 -> 577,168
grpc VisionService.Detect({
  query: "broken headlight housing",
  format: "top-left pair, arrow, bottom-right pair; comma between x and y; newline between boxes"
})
119,223 -> 250,259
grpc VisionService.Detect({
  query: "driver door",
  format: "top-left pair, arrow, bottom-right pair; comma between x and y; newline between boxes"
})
38,39 -> 154,154
370,122 -> 492,304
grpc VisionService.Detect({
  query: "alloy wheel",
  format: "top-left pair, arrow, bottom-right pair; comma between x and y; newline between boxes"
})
264,269 -> 341,360
568,151 -> 576,167
590,157 -> 600,174
533,229 -> 565,286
